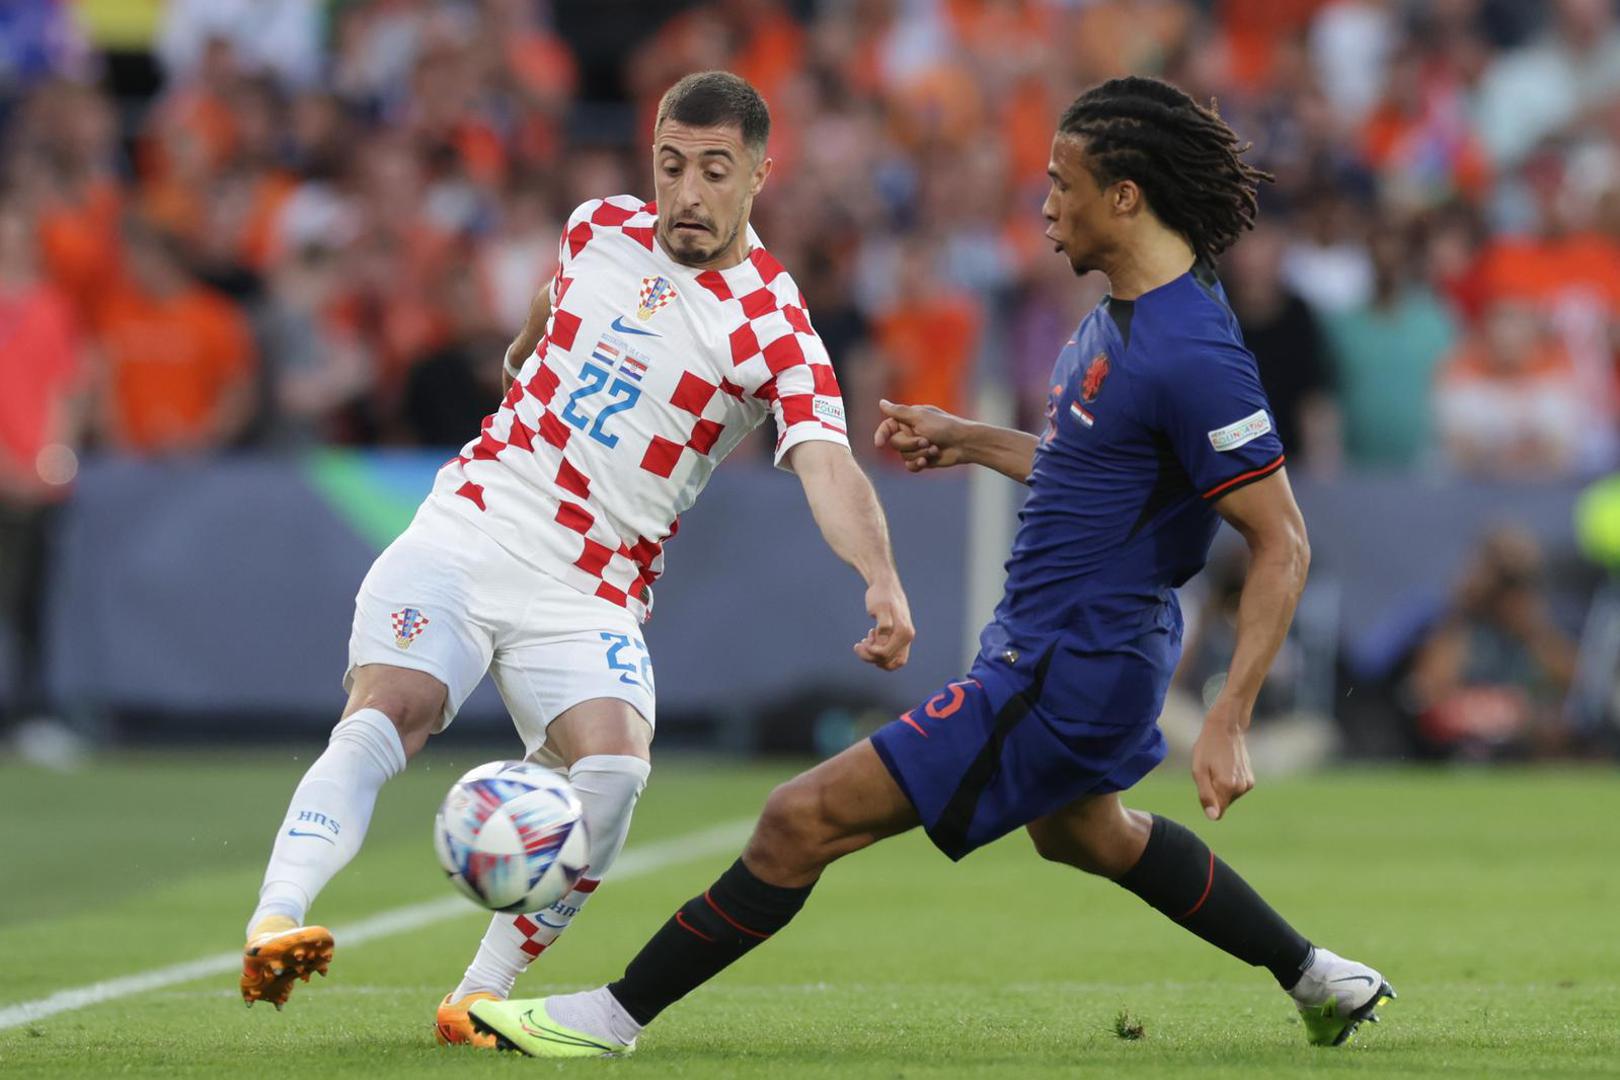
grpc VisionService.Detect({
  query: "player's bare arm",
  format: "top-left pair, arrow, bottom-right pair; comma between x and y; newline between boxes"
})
874,399 -> 1038,483
785,440 -> 914,671
502,283 -> 552,393
1194,467 -> 1311,821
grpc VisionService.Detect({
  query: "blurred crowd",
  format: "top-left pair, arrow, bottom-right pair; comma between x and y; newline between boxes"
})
8,0 -> 1620,493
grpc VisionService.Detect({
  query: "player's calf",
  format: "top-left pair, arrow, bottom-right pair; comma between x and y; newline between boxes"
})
1036,797 -> 1391,1046
448,754 -> 650,1006
1112,812 -> 1315,988
241,667 -> 444,1010
470,741 -> 918,1056
246,707 -> 412,932
1033,799 -> 1318,989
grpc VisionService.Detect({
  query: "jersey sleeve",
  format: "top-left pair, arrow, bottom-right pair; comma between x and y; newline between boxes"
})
711,248 -> 853,471
1153,341 -> 1285,502
765,325 -> 850,470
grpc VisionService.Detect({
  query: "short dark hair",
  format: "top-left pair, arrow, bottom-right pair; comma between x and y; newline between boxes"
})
1058,76 -> 1272,261
655,71 -> 771,156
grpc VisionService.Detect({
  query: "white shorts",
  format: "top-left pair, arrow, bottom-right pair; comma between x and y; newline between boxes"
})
345,497 -> 655,760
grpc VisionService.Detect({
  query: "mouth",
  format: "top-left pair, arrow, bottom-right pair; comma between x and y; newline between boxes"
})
1045,228 -> 1062,252
672,221 -> 712,237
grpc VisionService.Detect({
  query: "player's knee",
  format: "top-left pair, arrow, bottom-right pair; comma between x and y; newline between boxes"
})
751,777 -> 840,871
1028,820 -> 1109,874
1028,820 -> 1079,867
343,693 -> 439,757
1031,804 -> 1151,878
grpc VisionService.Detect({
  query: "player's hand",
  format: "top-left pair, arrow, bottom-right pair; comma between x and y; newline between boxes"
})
855,575 -> 914,671
874,400 -> 970,472
1190,705 -> 1254,820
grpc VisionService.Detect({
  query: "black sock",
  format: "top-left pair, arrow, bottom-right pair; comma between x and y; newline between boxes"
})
1116,815 -> 1312,989
607,858 -> 814,1025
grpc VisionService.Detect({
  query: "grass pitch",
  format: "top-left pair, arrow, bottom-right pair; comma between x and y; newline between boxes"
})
1,749 -> 1616,1077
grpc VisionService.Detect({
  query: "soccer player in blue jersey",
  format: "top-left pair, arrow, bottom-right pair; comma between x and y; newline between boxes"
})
470,76 -> 1393,1057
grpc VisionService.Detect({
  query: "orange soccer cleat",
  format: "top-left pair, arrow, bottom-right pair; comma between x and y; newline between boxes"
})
435,991 -> 502,1048
240,918 -> 335,1010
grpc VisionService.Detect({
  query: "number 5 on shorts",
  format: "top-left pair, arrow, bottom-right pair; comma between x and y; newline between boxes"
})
600,631 -> 652,689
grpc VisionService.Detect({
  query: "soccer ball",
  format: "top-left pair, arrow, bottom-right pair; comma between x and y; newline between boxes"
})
433,760 -> 590,913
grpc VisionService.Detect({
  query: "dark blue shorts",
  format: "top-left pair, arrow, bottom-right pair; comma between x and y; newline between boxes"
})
870,629 -> 1174,861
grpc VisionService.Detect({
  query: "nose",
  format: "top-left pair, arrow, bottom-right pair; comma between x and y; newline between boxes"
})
1041,191 -> 1058,222
676,169 -> 705,213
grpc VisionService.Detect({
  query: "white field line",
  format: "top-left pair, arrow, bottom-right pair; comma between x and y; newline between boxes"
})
0,818 -> 752,1032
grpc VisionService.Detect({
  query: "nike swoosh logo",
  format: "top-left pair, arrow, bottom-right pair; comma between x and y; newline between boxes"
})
609,315 -> 659,337
286,828 -> 336,844
1330,974 -> 1376,987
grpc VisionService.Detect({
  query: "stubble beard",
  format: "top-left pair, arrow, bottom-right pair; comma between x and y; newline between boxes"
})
663,217 -> 744,269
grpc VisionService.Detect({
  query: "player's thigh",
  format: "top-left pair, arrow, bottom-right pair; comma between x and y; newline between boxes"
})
1025,791 -> 1152,878
543,697 -> 653,766
345,513 -> 497,748
747,739 -> 920,880
490,622 -> 655,766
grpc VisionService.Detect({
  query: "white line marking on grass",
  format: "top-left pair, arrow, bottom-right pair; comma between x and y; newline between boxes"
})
0,818 -> 752,1032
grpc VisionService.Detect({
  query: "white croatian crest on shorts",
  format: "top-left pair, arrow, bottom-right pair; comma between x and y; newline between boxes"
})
637,276 -> 678,321
1207,409 -> 1272,452
391,607 -> 430,649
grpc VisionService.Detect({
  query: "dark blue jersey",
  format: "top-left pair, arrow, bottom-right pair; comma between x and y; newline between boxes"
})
981,262 -> 1284,660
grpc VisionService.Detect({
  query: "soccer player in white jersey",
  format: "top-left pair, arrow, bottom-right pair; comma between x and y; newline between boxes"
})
238,72 -> 916,1042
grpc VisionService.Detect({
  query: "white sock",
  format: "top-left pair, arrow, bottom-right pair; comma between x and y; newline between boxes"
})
546,986 -> 643,1045
452,754 -> 650,1000
1287,946 -> 1324,1000
247,708 -> 407,933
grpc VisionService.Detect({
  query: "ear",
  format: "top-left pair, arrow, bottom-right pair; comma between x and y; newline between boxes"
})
751,155 -> 774,197
1112,179 -> 1143,216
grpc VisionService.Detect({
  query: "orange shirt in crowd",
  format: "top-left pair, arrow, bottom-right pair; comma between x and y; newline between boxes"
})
97,284 -> 255,453
728,7 -> 805,107
1477,233 -> 1620,312
875,295 -> 981,417
36,180 -> 122,319
1217,0 -> 1328,90
1003,76 -> 1058,186
632,5 -> 804,144
1440,335 -> 1578,385
0,282 -> 80,487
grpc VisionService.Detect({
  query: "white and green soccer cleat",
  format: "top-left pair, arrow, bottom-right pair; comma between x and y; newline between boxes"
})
1290,947 -> 1395,1047
468,996 -> 635,1058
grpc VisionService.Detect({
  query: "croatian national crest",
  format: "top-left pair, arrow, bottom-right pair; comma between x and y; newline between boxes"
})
1081,353 -> 1110,402
637,275 -> 678,321
391,607 -> 430,649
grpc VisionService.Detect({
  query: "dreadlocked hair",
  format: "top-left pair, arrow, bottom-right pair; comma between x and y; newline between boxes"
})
1059,76 -> 1272,261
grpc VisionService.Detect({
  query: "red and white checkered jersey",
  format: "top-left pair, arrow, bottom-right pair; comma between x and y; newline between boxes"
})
428,195 -> 850,621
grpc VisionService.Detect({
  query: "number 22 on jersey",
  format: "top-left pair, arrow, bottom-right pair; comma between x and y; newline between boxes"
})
561,349 -> 642,449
